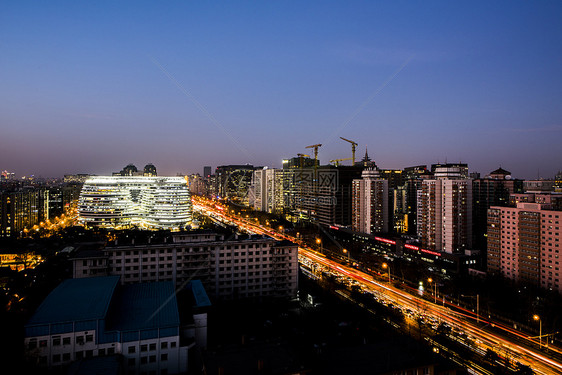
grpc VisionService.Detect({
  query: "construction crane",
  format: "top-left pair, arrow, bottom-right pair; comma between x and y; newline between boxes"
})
330,158 -> 353,166
297,153 -> 310,168
340,137 -> 358,164
305,144 -> 322,167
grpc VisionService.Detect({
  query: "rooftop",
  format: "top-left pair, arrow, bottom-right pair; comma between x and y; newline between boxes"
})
107,281 -> 180,331
27,276 -> 120,325
188,280 -> 211,308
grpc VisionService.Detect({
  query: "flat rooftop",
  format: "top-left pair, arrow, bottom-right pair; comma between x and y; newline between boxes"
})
27,276 -> 120,325
107,281 -> 180,331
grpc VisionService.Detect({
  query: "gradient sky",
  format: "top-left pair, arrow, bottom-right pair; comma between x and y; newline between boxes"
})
1,1 -> 561,179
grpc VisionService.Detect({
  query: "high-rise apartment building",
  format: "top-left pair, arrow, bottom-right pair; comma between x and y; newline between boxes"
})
487,200 -> 562,292
402,165 -> 432,236
472,167 -> 523,253
417,165 -> 472,254
352,167 -> 389,234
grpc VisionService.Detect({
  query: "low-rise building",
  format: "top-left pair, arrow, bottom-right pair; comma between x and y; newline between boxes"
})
24,276 -> 200,373
72,231 -> 299,300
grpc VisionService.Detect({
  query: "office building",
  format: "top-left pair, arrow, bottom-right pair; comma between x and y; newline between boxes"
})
430,163 -> 469,179
214,165 -> 256,205
282,155 -> 318,221
524,179 -> 556,192
203,166 -> 212,180
0,189 -> 39,237
188,173 -> 205,195
487,200 -> 562,292
78,176 -> 192,230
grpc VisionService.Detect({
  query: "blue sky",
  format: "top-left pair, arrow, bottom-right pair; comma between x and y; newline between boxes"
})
1,1 -> 561,178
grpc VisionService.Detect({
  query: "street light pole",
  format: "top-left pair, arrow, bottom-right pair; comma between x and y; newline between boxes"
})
343,248 -> 350,262
428,278 -> 437,304
534,315 -> 542,349
382,263 -> 391,283
477,294 -> 480,323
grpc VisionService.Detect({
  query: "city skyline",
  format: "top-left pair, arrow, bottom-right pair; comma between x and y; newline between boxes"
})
1,2 -> 561,179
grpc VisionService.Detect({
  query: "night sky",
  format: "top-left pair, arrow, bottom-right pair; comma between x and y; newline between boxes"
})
1,1 -> 561,179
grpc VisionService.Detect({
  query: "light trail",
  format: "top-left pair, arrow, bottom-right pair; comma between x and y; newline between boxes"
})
193,197 -> 562,374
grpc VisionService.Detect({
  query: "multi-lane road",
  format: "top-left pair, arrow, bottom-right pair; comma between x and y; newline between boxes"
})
193,196 -> 562,374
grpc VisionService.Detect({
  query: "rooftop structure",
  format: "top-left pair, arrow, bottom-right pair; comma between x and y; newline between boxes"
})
24,276 -> 199,373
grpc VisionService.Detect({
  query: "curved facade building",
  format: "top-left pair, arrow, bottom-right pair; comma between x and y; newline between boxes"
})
140,181 -> 192,230
78,176 -> 192,230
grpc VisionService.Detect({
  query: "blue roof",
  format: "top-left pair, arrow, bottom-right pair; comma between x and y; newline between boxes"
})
107,282 -> 180,331
27,276 -> 120,325
188,280 -> 211,308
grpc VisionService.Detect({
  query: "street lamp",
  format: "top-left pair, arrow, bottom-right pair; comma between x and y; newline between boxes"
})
382,262 -> 391,283
343,248 -> 350,262
534,314 -> 542,349
316,238 -> 322,253
428,277 -> 437,304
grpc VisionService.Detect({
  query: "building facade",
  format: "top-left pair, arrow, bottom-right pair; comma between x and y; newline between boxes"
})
487,201 -> 562,292
24,276 -> 192,373
351,167 -> 389,234
78,176 -> 192,230
249,168 -> 284,214
417,165 -> 472,254
214,165 -> 256,205
472,167 -> 523,253
72,231 -> 299,300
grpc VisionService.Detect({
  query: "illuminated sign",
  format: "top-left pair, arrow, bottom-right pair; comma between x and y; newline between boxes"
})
375,237 -> 396,245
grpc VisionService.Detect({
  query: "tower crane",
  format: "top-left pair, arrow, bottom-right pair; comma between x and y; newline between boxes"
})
305,144 -> 322,167
329,158 -> 353,166
340,137 -> 358,164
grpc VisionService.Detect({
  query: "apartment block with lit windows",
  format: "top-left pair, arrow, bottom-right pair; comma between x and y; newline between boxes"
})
487,201 -> 562,292
351,167 -> 389,234
417,165 -> 472,254
72,231 -> 298,300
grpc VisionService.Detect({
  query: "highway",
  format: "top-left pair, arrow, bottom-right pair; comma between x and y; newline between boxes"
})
193,196 -> 562,374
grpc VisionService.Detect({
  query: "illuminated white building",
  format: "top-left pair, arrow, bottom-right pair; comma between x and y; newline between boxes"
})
352,167 -> 389,234
249,168 -> 284,214
78,176 -> 192,230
